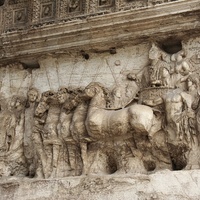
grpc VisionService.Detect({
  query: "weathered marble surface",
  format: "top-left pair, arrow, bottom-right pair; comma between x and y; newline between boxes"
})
1,1 -> 200,197
0,1 -> 200,200
1,39 -> 200,179
0,0 -> 200,65
1,170 -> 200,200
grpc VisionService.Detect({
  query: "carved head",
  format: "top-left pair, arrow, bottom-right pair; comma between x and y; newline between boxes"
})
41,90 -> 56,103
57,87 -> 69,104
171,50 -> 185,62
187,74 -> 199,89
35,101 -> 49,117
112,87 -> 122,98
9,95 -> 26,112
27,88 -> 39,103
84,82 -> 107,98
149,43 -> 161,60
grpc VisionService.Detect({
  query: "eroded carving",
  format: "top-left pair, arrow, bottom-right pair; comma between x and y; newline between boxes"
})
0,40 -> 200,178
24,88 -> 40,177
0,95 -> 27,176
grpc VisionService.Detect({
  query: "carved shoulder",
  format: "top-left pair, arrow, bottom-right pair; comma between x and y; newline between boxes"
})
192,95 -> 200,110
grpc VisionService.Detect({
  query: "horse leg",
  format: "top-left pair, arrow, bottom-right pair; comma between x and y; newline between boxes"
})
43,143 -> 53,178
80,142 -> 88,175
50,144 -> 60,178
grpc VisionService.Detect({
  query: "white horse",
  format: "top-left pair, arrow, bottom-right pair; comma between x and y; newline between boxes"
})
84,82 -> 161,141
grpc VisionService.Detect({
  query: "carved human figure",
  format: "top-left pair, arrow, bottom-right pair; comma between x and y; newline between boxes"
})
108,89 -> 133,109
24,88 -> 40,177
0,101 -> 15,155
161,67 -> 171,87
170,74 -> 198,143
4,95 -> 27,176
57,87 -> 75,176
0,102 -> 8,153
109,87 -> 125,108
58,87 -> 86,176
171,50 -> 192,89
39,90 -> 61,178
186,74 -> 199,97
33,100 -> 48,178
57,87 -> 72,142
165,89 -> 194,141
192,78 -> 200,139
143,88 -> 194,169
7,96 -> 26,151
143,88 -> 193,141
69,88 -> 93,175
148,43 -> 171,87
183,74 -> 200,169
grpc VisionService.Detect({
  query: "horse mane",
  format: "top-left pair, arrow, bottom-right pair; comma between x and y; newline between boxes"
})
86,82 -> 110,104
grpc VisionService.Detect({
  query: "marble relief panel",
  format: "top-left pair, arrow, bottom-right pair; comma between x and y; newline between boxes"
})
0,38 -> 200,178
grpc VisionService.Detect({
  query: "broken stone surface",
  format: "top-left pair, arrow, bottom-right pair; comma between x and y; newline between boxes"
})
0,39 -> 200,179
0,0 -> 200,199
1,170 -> 200,200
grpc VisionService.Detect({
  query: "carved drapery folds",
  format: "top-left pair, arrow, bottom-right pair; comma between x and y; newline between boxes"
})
0,0 -> 180,33
0,41 -> 200,178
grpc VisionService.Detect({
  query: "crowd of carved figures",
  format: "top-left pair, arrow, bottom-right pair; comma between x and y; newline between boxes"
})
1,42 -> 200,178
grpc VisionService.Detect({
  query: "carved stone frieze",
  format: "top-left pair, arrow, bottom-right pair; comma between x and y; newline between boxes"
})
0,39 -> 199,179
1,0 -> 200,199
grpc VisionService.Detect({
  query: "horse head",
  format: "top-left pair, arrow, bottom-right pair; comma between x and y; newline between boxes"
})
41,90 -> 56,103
84,82 -> 109,108
35,101 -> 49,117
57,87 -> 69,104
84,82 -> 108,98
60,87 -> 86,113
9,95 -> 26,112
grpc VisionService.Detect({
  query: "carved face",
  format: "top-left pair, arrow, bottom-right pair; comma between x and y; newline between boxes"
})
149,45 -> 160,60
10,97 -> 24,111
28,89 -> 38,103
162,68 -> 169,77
113,87 -> 122,98
57,89 -> 68,104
